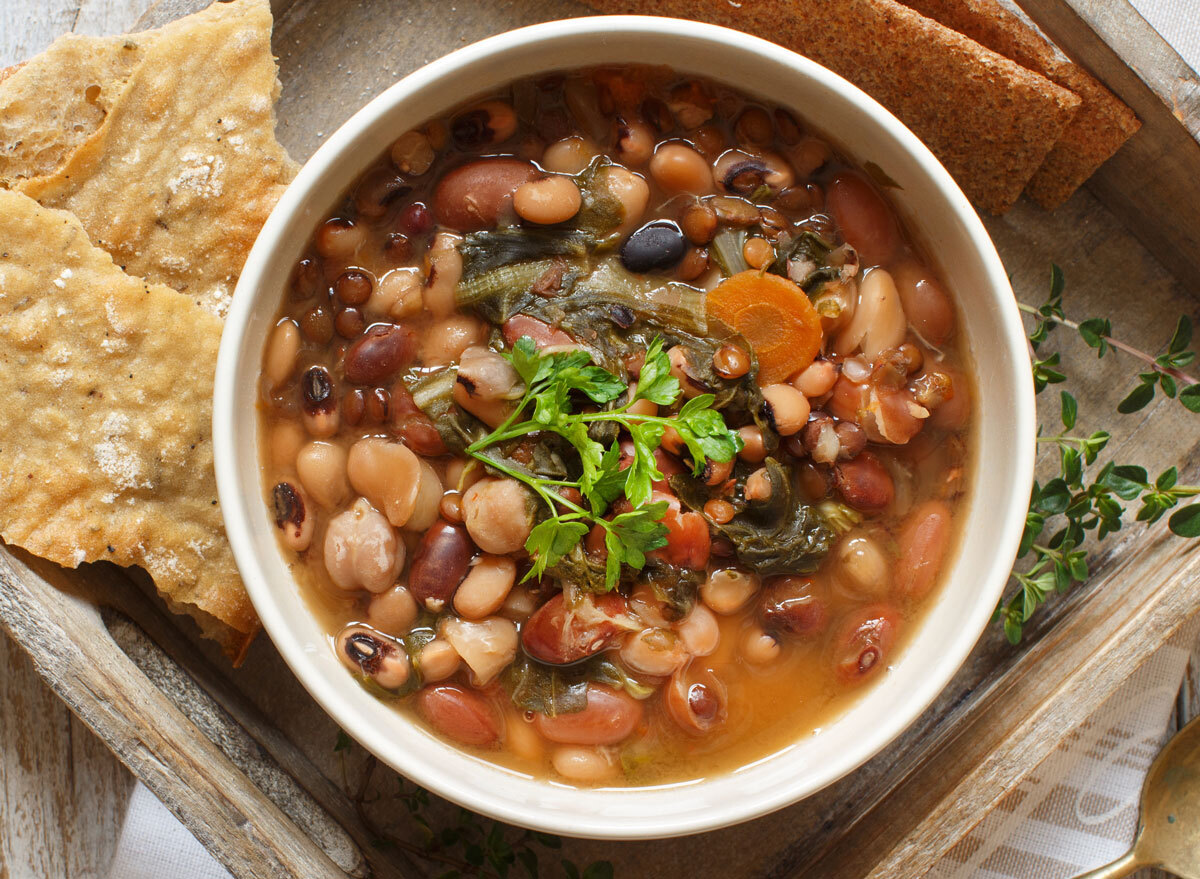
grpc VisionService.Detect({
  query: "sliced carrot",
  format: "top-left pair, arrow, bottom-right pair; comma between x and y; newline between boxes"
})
706,270 -> 823,384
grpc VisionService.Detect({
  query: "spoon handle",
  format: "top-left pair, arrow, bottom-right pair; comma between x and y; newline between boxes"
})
1071,850 -> 1142,879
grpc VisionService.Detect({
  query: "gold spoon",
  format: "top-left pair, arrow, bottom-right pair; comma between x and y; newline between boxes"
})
1076,712 -> 1200,878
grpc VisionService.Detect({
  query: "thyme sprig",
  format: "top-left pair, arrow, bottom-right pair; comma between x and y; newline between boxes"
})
464,335 -> 742,588
998,266 -> 1200,642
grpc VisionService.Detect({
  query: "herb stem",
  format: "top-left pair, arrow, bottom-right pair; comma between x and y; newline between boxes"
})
1018,302 -> 1199,386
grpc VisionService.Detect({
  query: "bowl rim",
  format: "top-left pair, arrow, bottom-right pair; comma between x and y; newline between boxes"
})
215,14 -> 1035,839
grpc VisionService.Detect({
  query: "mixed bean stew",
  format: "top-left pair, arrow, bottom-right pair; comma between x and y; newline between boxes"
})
258,65 -> 972,785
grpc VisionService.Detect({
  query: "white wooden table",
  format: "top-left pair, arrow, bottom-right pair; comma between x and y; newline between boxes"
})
0,5 -> 153,872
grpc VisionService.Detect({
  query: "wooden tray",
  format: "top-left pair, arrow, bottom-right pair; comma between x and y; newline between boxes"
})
3,0 -> 1200,876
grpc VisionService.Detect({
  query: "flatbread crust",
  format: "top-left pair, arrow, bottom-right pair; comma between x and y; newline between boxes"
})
581,0 -> 1081,213
0,36 -> 146,186
901,0 -> 1140,208
17,0 -> 298,318
0,190 -> 257,655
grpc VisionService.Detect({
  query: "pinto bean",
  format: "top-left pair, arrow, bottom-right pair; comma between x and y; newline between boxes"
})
346,438 -> 423,528
423,231 -> 463,319
323,498 -> 404,593
513,175 -> 582,225
827,604 -> 900,684
533,684 -> 643,745
296,441 -> 350,509
834,451 -> 895,512
433,157 -> 538,231
758,576 -> 829,638
894,500 -> 952,600
415,684 -> 501,746
407,519 -> 473,610
461,478 -> 534,554
649,142 -> 714,195
826,172 -> 900,266
366,584 -> 419,636
343,324 -> 416,384
541,135 -> 597,174
454,555 -> 518,620
522,592 -> 631,665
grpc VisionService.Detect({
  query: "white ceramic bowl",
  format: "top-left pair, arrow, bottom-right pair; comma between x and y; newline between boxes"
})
215,16 -> 1034,839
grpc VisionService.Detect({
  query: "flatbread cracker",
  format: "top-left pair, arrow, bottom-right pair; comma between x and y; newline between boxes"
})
0,189 -> 257,655
18,0 -> 298,318
901,0 -> 1140,208
582,0 -> 1081,213
0,35 -> 146,186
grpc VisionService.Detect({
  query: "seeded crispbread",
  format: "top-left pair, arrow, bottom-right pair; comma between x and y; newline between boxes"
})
17,0 -> 298,319
581,0 -> 1081,213
0,35 -> 146,187
0,189 -> 257,656
901,0 -> 1140,208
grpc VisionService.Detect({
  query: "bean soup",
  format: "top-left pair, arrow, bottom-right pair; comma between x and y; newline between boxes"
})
258,65 -> 972,786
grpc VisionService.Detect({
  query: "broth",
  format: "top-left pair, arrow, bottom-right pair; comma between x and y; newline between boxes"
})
257,65 -> 973,786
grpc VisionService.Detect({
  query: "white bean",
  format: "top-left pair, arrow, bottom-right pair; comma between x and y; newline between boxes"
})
454,555 -> 517,620
296,441 -> 349,509
551,745 -> 617,783
700,568 -> 760,615
323,498 -> 404,593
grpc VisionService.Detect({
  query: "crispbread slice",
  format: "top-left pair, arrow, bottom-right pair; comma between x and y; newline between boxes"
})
17,0 -> 298,318
901,0 -> 1140,208
0,189 -> 257,656
0,36 -> 146,186
581,0 -> 1081,213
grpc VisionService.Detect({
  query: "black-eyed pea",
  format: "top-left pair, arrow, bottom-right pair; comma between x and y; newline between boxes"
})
598,165 -> 650,233
614,119 -> 656,166
272,481 -> 314,552
423,232 -> 463,318
454,555 -> 517,620
264,319 -> 300,389
551,745 -> 618,783
451,100 -> 518,148
745,468 -> 773,502
336,625 -> 410,690
367,585 -> 419,636
701,568 -> 761,615
418,638 -> 461,682
315,218 -> 364,260
513,175 -> 582,225
296,441 -> 349,509
762,383 -> 811,436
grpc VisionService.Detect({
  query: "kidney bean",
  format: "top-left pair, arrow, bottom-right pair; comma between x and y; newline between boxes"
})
407,519 -> 473,610
334,307 -> 365,339
893,261 -> 955,345
834,451 -> 895,512
826,172 -> 900,266
758,576 -> 829,638
396,201 -> 433,238
433,157 -> 538,231
827,604 -> 900,684
343,323 -> 416,384
415,684 -> 501,747
521,592 -> 630,665
894,500 -> 952,600
533,684 -> 643,745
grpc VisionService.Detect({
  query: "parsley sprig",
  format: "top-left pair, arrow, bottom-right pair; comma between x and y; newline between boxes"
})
998,266 -> 1200,642
464,335 -> 742,588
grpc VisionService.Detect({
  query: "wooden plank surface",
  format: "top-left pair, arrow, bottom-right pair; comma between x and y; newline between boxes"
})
2,0 -> 1200,877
